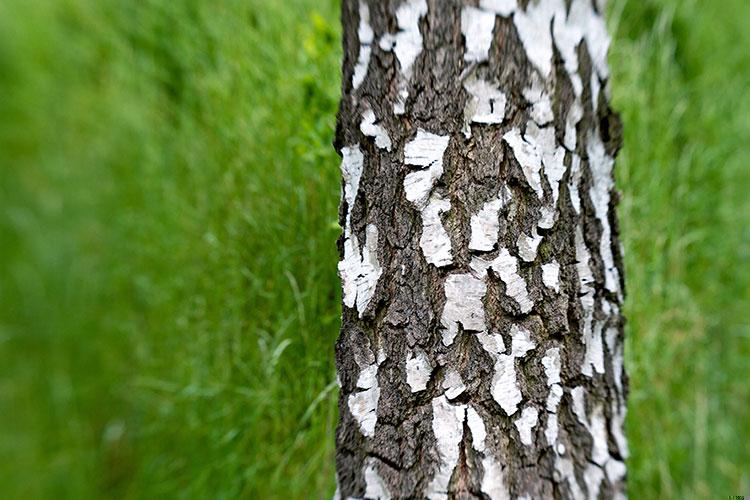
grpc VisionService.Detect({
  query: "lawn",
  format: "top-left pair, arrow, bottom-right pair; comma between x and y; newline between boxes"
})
1,0 -> 748,497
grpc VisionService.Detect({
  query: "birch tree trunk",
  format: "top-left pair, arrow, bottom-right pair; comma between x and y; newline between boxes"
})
334,1 -> 627,498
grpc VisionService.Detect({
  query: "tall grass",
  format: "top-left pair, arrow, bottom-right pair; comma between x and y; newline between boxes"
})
0,0 -> 747,497
611,0 -> 750,495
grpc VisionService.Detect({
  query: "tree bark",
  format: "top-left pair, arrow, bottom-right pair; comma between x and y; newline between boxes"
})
334,1 -> 627,498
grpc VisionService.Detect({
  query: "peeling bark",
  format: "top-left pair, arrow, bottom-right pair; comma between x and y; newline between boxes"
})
335,1 -> 627,498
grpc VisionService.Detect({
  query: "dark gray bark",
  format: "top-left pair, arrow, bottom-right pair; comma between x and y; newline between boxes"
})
334,1 -> 627,498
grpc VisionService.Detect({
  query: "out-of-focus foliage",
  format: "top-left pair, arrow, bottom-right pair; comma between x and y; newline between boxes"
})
0,0 -> 747,497
611,0 -> 750,496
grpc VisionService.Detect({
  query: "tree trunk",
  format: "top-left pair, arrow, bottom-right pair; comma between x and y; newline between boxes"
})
334,1 -> 627,498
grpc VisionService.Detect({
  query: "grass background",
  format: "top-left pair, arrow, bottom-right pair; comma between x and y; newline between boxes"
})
0,0 -> 748,497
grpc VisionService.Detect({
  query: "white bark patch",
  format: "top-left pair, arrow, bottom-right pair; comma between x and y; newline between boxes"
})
357,225 -> 382,313
575,226 -> 604,377
360,108 -> 392,151
440,273 -> 487,346
481,456 -> 510,500
492,354 -> 523,415
356,364 -> 378,390
364,458 -> 392,500
584,320 -> 606,377
591,70 -> 601,112
569,154 -> 582,213
507,0 -> 611,192
570,385 -> 625,491
403,129 -> 450,208
555,457 -> 585,499
503,128 -> 543,199
403,130 -> 454,267
404,129 -> 451,169
341,145 -> 364,215
589,405 -> 610,466
538,206 -> 556,230
564,101 -> 583,150
607,325 -> 625,400
403,170 -> 439,209
583,464 -> 604,500
392,0 -> 428,76
603,304 -> 615,333
611,400 -> 629,459
469,198 -> 505,252
524,76 -> 554,125
466,406 -> 487,452
568,0 -> 611,79
392,91 -> 408,116
406,349 -> 432,392
542,348 -> 561,386
587,132 -> 621,296
541,261 -> 561,292
377,0 -> 428,114
427,396 -> 466,499
606,459 -> 627,485
482,325 -> 535,416
471,250 -> 534,313
479,0 -> 517,16
545,413 -> 559,447
461,7 -> 497,62
339,224 -> 383,316
517,230 -> 543,262
511,0 -> 556,77
339,146 -> 361,308
514,406 -> 539,446
551,4 -> 584,96
510,325 -> 535,356
466,405 -> 511,500
347,348 -> 386,439
525,121 -> 567,207
443,368 -> 467,400
571,385 -> 588,428
352,1 -> 374,89
348,374 -> 380,438
492,250 -> 534,313
512,0 -> 610,82
476,330 -> 505,356
420,195 -> 453,267
339,147 -> 383,316
539,141 -> 566,208
377,346 -> 386,365
510,0 -> 610,159
545,384 -> 563,445
464,76 -> 507,125
546,384 -> 563,412
504,123 -> 567,225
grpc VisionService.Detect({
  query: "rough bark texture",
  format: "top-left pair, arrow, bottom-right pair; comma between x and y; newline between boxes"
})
334,1 -> 627,498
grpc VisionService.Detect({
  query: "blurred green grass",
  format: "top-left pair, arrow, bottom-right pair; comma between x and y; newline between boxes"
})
0,0 -> 747,498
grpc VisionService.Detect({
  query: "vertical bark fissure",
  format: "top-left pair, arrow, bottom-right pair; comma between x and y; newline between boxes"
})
335,1 -> 627,498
